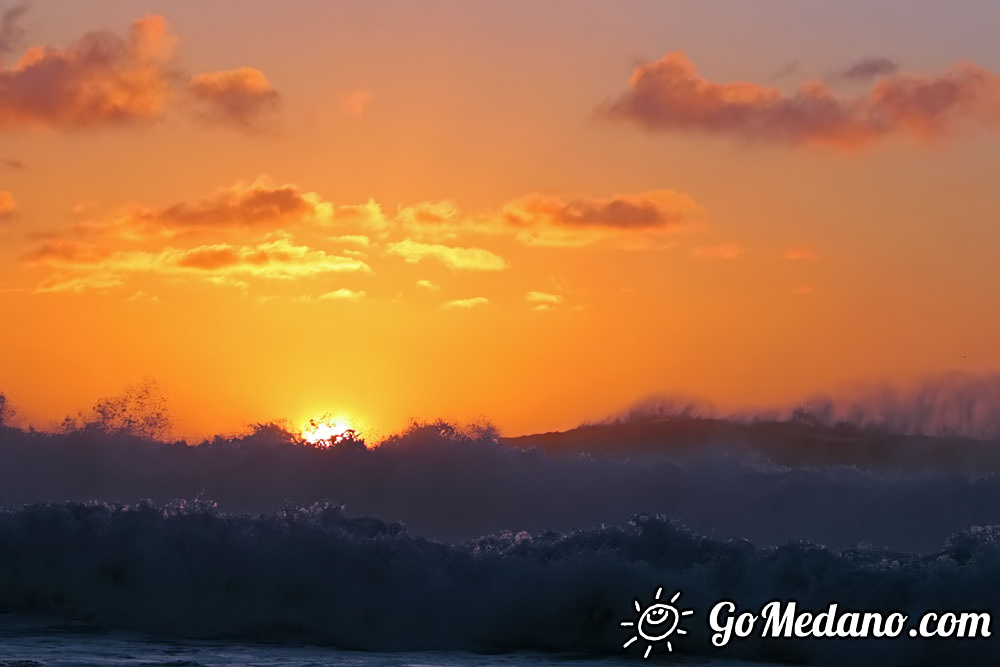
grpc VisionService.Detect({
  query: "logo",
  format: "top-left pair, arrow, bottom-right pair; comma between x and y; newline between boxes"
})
621,587 -> 694,659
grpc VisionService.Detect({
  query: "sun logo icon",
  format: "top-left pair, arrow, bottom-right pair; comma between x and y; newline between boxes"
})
621,587 -> 694,659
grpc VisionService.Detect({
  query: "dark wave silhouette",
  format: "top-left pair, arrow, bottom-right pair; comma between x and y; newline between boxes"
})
2,405 -> 1000,551
0,504 -> 997,665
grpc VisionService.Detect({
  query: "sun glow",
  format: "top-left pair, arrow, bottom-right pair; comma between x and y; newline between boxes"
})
299,415 -> 355,445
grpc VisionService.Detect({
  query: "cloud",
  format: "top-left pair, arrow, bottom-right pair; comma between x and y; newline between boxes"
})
783,247 -> 819,261
689,243 -> 747,259
397,201 -> 459,227
768,60 -> 801,82
168,240 -> 370,278
501,189 -> 701,246
340,88 -> 373,119
0,14 -> 176,129
416,279 -> 441,291
77,179 -> 333,238
23,238 -> 370,292
188,67 -> 280,131
35,271 -> 125,294
2,157 -> 25,169
599,51 -> 1000,149
331,199 -> 389,234
0,190 -> 15,221
525,290 -> 562,305
0,1 -> 28,57
318,288 -> 365,302
442,297 -> 489,309
833,57 -> 899,83
126,290 -> 161,304
393,200 -> 465,241
0,14 -> 282,131
330,234 -> 370,247
385,238 -> 508,271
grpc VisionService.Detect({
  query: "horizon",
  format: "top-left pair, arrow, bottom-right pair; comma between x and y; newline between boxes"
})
6,370 -> 1000,447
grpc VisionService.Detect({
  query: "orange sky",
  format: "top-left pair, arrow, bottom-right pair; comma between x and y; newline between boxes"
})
2,1 -> 1000,440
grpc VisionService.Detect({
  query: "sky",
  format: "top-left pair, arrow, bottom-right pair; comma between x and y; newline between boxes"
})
1,0 -> 999,440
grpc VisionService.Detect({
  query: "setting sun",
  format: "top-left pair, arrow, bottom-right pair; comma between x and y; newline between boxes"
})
299,415 -> 355,445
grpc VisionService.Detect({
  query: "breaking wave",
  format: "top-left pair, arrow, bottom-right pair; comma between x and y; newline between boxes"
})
3,414 -> 1000,551
0,503 -> 997,665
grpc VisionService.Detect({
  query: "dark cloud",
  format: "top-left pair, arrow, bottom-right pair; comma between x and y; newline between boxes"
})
187,67 -> 280,131
73,180 -> 333,239
499,189 -> 702,247
0,1 -> 28,57
153,181 -> 316,230
599,51 -> 1000,150
21,239 -> 108,263
0,14 -> 282,131
833,57 -> 899,83
0,15 -> 175,129
2,157 -> 25,169
767,60 -> 801,81
504,191 -> 694,230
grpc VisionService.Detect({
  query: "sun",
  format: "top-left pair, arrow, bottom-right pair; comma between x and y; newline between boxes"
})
299,414 -> 355,445
621,587 -> 694,659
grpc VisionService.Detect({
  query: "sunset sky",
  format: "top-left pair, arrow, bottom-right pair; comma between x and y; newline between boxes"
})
2,0 -> 999,440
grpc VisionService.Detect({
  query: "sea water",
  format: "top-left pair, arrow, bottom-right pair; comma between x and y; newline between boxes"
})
0,621 -> 756,667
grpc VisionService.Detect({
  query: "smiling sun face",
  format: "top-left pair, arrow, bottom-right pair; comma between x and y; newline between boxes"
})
621,588 -> 694,659
638,602 -> 680,641
299,415 -> 354,445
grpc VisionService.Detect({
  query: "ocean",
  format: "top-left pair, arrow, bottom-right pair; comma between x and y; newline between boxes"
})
1,416 -> 999,665
0,621 -> 757,667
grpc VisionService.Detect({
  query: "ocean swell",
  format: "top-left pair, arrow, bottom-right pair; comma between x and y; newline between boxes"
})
0,503 -> 998,664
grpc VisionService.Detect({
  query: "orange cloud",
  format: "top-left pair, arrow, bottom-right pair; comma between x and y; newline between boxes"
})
525,290 -> 562,305
393,200 -> 464,240
0,15 -> 175,129
318,288 -> 365,302
23,238 -> 370,292
0,13 -> 282,131
36,271 -> 125,294
442,297 -> 489,309
76,179 -> 333,238
0,190 -> 15,221
501,189 -> 701,246
416,279 -> 441,291
21,240 -> 109,264
525,291 -> 564,310
599,52 -> 1000,149
330,235 -> 370,247
331,199 -> 389,234
397,200 -> 459,227
188,67 -> 280,131
385,239 -> 508,271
